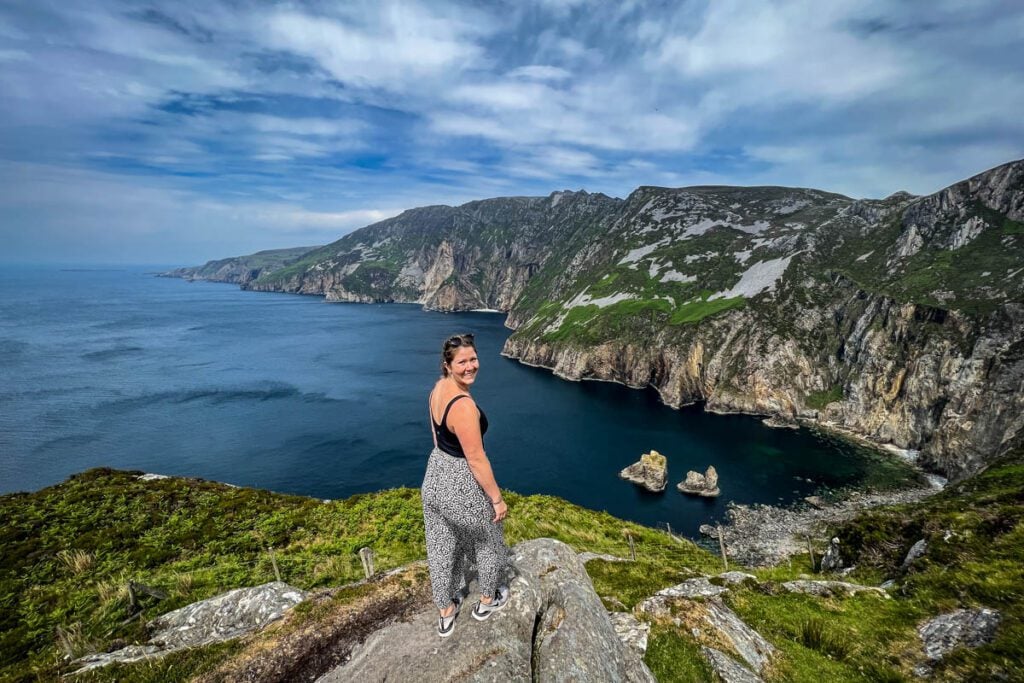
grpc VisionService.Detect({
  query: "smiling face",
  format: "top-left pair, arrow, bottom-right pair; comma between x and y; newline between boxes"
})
447,345 -> 479,387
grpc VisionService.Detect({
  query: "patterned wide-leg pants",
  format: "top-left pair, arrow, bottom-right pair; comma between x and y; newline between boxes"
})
421,447 -> 508,610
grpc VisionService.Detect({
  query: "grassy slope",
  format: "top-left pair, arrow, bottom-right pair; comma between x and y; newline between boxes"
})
2,452 -> 1022,682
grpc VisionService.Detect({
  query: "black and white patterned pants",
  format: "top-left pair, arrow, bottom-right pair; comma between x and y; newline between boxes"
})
421,447 -> 508,610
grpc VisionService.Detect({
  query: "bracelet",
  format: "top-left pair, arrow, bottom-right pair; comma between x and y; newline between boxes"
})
491,497 -> 504,506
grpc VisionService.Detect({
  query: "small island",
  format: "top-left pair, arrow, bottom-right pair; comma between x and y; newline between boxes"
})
677,465 -> 721,497
619,450 -> 668,492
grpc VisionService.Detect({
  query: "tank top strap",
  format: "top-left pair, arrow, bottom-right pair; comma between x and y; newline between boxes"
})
439,394 -> 470,429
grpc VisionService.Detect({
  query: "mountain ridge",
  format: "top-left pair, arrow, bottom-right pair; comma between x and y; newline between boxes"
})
164,159 -> 1024,479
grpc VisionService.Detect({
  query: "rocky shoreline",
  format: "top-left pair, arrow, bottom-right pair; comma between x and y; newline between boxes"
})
705,482 -> 945,567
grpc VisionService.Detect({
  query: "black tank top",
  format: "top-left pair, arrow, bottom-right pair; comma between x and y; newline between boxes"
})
431,394 -> 488,458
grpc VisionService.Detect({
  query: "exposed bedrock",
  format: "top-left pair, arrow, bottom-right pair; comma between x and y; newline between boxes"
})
503,294 -> 1024,481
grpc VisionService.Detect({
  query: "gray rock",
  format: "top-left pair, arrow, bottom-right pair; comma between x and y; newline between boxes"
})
73,581 -> 307,673
638,578 -> 730,616
902,539 -> 928,569
319,538 -> 654,682
702,597 -> 776,674
716,571 -> 758,585
701,646 -> 765,683
608,611 -> 650,656
638,594 -> 775,674
782,580 -> 888,598
820,537 -> 843,572
699,523 -> 720,539
918,608 -> 1002,662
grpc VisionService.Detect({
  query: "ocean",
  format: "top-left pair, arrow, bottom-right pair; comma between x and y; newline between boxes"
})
0,265 -> 915,535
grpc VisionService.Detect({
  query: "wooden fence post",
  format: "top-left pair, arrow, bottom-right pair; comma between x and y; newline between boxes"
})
267,547 -> 282,582
359,547 -> 375,578
717,524 -> 728,570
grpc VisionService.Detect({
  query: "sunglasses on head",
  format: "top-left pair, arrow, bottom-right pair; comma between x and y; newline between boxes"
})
445,333 -> 475,347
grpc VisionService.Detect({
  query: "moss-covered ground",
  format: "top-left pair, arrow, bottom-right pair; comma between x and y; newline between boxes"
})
3,449 -> 1022,682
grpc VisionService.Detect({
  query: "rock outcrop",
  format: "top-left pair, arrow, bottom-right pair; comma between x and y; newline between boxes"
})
915,608 -> 1002,676
318,538 -> 654,682
781,579 -> 888,598
619,450 -> 668,492
72,582 -> 307,673
677,465 -> 721,497
820,537 -> 844,572
902,539 -> 928,569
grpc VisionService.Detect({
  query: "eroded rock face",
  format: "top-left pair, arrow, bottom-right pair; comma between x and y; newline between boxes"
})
319,538 -> 654,683
72,582 -> 307,674
619,450 -> 668,493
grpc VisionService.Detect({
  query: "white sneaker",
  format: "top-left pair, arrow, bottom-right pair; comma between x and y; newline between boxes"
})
437,595 -> 462,638
472,586 -> 510,621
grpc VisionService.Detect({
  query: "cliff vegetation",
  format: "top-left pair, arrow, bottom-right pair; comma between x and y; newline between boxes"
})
3,452 -> 1022,682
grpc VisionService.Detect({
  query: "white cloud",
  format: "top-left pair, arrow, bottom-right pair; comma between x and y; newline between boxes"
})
508,64 -> 572,81
0,0 -> 1022,263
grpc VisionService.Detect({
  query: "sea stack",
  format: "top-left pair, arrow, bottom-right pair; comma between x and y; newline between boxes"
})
677,466 -> 721,497
619,450 -> 668,493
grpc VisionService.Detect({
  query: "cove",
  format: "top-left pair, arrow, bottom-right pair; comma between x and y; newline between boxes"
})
0,265 -> 921,536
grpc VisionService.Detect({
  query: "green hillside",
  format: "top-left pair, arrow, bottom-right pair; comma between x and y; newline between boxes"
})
2,451 -> 1022,682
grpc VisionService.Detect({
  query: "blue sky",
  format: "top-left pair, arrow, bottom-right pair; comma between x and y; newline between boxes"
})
1,0 -> 1022,264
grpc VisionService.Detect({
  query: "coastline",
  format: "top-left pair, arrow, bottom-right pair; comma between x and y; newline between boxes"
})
706,480 -> 944,567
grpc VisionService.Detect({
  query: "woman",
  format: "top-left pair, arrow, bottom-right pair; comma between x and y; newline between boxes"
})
422,333 -> 510,637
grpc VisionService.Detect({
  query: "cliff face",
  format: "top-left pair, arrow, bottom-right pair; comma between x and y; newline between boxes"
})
243,192 -> 621,310
501,162 -> 1023,479
168,160 -> 1024,478
161,247 -> 319,285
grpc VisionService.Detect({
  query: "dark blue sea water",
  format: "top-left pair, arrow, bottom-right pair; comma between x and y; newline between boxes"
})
0,265 -> 907,535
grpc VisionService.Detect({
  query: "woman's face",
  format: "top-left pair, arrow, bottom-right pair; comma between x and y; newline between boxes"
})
448,345 -> 479,385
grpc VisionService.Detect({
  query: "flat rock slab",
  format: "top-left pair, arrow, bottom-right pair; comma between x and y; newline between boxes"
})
319,538 -> 654,682
701,646 -> 765,683
918,608 -> 1002,662
702,597 -> 775,674
73,581 -> 307,673
716,571 -> 758,585
782,580 -> 888,598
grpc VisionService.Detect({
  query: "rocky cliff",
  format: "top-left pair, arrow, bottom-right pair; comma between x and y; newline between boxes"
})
162,246 -> 320,286
166,161 -> 1024,479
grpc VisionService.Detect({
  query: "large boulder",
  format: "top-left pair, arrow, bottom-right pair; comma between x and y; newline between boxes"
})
619,450 -> 668,492
319,538 -> 654,682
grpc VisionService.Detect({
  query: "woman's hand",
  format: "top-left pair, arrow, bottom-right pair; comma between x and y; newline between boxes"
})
491,499 -> 507,523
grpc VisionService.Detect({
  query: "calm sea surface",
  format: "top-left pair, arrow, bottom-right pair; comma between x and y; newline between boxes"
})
0,265 -> 910,536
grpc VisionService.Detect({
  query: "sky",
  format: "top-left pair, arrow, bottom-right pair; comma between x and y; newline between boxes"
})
1,0 -> 1022,265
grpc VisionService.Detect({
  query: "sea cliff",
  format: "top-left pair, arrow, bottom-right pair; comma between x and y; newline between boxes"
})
165,160 -> 1024,479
